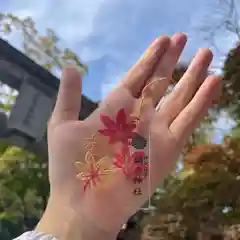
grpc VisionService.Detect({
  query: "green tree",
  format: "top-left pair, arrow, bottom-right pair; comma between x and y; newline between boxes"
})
220,42 -> 240,120
0,144 -> 49,239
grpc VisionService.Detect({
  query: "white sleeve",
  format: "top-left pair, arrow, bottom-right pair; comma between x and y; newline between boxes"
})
13,231 -> 58,240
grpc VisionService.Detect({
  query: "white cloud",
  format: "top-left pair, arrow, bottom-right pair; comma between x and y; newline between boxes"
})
2,0 -> 236,99
1,0 -> 108,57
1,0 -> 130,99
21,0 -> 108,47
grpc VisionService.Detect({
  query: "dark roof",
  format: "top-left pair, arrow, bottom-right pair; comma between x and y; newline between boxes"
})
0,38 -> 98,119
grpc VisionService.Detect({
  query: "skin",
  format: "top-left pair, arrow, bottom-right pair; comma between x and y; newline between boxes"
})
36,33 -> 221,240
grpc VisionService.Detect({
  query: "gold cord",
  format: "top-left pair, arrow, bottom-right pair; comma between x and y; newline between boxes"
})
134,77 -> 167,120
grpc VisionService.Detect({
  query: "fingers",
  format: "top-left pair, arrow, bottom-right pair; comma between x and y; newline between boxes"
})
120,36 -> 170,97
159,48 -> 213,124
147,33 -> 187,106
169,75 -> 221,146
51,67 -> 82,124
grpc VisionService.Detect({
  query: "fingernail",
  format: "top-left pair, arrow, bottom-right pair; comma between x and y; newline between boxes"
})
171,32 -> 187,46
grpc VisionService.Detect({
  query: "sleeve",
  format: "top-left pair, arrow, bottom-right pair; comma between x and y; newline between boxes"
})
13,231 -> 58,240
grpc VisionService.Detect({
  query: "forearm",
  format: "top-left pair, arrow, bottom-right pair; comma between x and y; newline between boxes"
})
35,197 -> 118,240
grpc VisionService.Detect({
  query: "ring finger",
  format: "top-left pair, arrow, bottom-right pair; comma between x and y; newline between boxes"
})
159,48 -> 213,125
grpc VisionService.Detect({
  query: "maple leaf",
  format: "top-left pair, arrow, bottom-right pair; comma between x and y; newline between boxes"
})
76,152 -> 115,192
98,108 -> 137,145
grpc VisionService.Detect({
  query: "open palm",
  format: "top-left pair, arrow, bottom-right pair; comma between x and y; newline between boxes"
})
38,33 -> 220,239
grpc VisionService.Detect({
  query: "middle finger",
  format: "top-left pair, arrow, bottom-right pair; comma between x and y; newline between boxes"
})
145,33 -> 187,106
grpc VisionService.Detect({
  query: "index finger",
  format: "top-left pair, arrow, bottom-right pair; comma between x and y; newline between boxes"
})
120,36 -> 170,97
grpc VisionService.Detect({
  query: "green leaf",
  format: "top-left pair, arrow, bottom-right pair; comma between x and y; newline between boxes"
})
0,102 -> 11,111
3,23 -> 11,33
0,212 -> 17,220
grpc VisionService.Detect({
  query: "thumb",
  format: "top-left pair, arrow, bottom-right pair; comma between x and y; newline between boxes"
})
51,67 -> 82,124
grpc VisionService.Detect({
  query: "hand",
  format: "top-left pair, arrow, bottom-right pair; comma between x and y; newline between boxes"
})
36,33 -> 221,240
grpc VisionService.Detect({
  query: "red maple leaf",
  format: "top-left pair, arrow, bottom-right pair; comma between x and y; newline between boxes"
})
98,108 -> 137,145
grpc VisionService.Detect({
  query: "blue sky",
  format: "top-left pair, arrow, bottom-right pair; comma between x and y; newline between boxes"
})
0,0 -> 238,138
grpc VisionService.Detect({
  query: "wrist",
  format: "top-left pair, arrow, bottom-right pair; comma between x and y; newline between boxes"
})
36,197 -> 118,240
